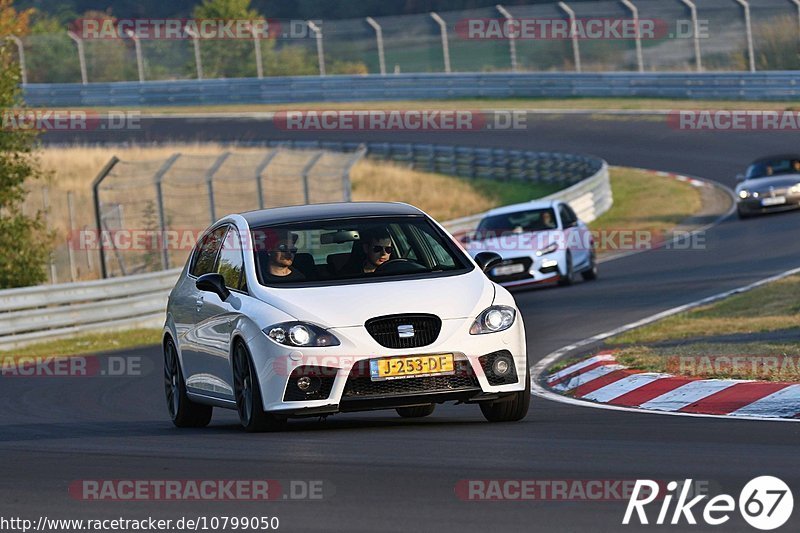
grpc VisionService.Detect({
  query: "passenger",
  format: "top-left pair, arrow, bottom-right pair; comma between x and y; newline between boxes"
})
541,211 -> 557,229
793,160 -> 800,173
262,230 -> 306,282
341,228 -> 393,274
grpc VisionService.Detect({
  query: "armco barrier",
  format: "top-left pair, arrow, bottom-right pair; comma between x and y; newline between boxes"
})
22,72 -> 800,107
0,143 -> 610,350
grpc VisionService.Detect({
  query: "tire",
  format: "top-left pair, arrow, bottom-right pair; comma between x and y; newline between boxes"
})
164,338 -> 213,428
557,252 -> 573,286
396,404 -> 436,418
737,207 -> 751,219
479,367 -> 531,423
581,249 -> 598,281
232,341 -> 286,433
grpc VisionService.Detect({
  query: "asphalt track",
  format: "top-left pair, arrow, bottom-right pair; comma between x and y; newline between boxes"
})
3,115 -> 800,532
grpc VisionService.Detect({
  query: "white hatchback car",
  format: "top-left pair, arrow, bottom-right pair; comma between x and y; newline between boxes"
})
163,202 -> 528,432
464,200 -> 597,288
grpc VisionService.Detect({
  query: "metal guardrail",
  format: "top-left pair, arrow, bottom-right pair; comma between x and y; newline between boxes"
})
22,72 -> 800,107
0,143 -> 609,350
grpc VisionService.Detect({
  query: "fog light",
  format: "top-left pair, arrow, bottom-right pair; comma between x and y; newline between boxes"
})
492,356 -> 513,376
297,376 -> 312,391
541,259 -> 558,269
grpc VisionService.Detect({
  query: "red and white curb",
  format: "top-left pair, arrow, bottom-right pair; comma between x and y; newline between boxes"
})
547,352 -> 800,419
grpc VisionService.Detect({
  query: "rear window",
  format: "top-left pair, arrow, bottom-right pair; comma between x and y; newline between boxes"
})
250,216 -> 473,286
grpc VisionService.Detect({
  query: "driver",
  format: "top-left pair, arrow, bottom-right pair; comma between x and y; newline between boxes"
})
341,227 -> 393,274
261,230 -> 306,282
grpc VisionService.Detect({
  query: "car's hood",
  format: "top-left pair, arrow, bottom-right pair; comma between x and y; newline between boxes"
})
738,174 -> 800,192
466,230 -> 561,258
258,269 -> 495,328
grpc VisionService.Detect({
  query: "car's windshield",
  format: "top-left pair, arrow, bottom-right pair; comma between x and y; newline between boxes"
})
250,216 -> 472,286
476,208 -> 558,237
746,158 -> 800,179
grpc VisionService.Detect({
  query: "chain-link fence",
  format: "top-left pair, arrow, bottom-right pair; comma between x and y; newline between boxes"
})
5,0 -> 800,83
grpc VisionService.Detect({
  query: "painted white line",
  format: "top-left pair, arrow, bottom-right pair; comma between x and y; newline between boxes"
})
639,380 -> 738,412
582,372 -> 670,403
531,264 -> 800,423
547,353 -> 616,384
552,364 -> 626,392
729,385 -> 800,418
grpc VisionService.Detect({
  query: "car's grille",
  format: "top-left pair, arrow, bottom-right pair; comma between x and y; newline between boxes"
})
488,257 -> 534,282
342,359 -> 479,398
365,314 -> 442,349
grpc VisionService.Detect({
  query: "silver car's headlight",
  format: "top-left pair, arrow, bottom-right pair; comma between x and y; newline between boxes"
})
790,184 -> 800,194
264,322 -> 340,347
738,189 -> 751,199
535,242 -> 559,256
470,306 -> 516,335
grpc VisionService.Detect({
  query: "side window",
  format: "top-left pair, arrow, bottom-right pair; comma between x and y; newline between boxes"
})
190,226 -> 227,277
565,204 -> 579,225
216,227 -> 245,291
414,226 -> 456,269
559,205 -> 575,228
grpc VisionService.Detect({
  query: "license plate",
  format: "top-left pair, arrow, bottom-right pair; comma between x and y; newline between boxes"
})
492,264 -> 525,276
761,196 -> 787,206
370,354 -> 455,381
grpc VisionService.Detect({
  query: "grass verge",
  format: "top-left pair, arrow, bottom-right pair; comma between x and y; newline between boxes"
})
41,98 -> 800,115
0,329 -> 163,360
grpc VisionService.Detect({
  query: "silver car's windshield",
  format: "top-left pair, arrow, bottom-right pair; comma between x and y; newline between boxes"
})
250,216 -> 473,286
746,158 -> 800,179
476,208 -> 558,237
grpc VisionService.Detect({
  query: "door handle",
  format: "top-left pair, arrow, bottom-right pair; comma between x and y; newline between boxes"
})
195,296 -> 204,311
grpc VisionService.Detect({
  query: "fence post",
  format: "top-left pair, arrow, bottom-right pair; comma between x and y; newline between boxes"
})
91,156 -> 120,279
255,149 -> 281,209
41,187 -> 56,283
735,0 -> 756,72
794,0 -> 800,38
67,191 -> 77,281
307,21 -> 326,76
6,36 -> 27,84
620,0 -> 644,72
430,12 -> 452,73
83,225 -> 94,273
125,29 -> 145,82
495,5 -> 518,72
342,145 -> 368,202
184,27 -> 203,79
153,154 -> 181,271
365,17 -> 386,75
300,152 -> 324,204
205,152 -> 230,224
248,23 -> 264,78
680,0 -> 703,72
67,31 -> 88,84
558,2 -> 582,72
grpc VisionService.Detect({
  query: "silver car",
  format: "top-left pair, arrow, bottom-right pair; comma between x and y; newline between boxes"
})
735,155 -> 800,218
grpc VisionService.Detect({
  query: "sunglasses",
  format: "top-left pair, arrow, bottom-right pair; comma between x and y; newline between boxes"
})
371,245 -> 393,255
273,246 -> 298,255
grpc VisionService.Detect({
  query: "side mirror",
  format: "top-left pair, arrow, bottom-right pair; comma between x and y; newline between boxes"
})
196,272 -> 230,301
474,251 -> 503,273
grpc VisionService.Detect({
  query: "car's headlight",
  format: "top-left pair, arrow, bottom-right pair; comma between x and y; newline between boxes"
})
535,242 -> 559,257
263,322 -> 340,347
790,184 -> 800,194
470,306 -> 516,335
738,189 -> 750,199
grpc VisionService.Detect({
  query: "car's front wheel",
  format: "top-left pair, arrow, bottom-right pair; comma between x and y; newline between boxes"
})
164,338 -> 213,428
479,368 -> 531,423
581,249 -> 598,281
396,404 -> 436,418
557,252 -> 574,286
233,341 -> 286,432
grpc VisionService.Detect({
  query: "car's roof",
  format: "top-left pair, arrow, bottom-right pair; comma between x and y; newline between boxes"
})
750,154 -> 800,164
483,200 -> 558,217
240,202 -> 425,227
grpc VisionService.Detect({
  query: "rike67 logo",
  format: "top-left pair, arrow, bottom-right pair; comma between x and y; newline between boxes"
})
624,477 -> 793,530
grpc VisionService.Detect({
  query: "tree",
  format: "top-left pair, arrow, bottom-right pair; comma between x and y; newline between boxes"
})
0,36 -> 53,288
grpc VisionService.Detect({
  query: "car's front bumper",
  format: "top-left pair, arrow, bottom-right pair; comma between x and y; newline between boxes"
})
245,316 -> 527,416
484,253 -> 563,287
737,193 -> 800,215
